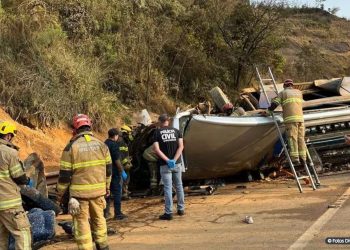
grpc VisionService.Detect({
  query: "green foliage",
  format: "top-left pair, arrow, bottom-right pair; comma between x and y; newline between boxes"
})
0,0 -> 116,128
0,0 -> 347,129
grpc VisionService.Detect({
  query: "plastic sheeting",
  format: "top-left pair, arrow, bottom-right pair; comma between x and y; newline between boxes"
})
8,208 -> 56,250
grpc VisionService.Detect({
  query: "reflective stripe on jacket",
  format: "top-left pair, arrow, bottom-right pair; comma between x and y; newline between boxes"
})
57,132 -> 112,199
272,87 -> 304,123
0,139 -> 25,210
119,139 -> 130,166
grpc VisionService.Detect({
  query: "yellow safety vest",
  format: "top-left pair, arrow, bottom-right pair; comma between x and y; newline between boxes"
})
57,132 -> 112,199
272,87 -> 304,123
0,139 -> 25,210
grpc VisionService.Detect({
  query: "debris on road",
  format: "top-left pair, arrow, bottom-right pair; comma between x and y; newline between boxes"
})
244,216 -> 254,224
184,185 -> 216,196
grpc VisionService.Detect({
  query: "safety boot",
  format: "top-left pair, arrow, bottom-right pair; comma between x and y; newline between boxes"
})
96,244 -> 109,250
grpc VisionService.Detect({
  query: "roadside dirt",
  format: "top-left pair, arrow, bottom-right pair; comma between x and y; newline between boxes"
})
0,108 -> 71,171
0,108 -> 158,172
46,174 -> 349,250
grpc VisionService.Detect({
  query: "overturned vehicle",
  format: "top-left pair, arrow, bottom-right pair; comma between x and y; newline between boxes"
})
131,77 -> 350,186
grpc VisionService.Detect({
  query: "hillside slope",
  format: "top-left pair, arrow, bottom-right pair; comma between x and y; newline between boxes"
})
0,2 -> 349,130
0,108 -> 71,170
280,10 -> 350,81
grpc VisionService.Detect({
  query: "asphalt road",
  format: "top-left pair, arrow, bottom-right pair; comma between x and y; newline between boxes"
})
48,173 -> 350,250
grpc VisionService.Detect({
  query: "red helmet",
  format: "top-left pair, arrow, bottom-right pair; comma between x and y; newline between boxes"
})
72,114 -> 92,130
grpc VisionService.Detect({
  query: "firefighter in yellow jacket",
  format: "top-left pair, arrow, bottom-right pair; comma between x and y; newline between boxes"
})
119,125 -> 133,199
268,79 -> 306,165
56,114 -> 112,250
0,121 -> 32,250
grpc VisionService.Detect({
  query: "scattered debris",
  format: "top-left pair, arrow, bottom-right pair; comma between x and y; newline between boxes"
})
328,204 -> 340,208
184,185 -> 216,196
58,221 -> 73,235
58,221 -> 118,236
244,216 -> 254,224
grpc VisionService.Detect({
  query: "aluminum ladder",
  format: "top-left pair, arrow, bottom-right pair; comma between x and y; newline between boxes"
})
255,67 -> 321,193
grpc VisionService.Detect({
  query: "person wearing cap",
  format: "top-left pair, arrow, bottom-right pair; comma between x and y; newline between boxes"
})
268,79 -> 306,165
0,121 -> 32,250
104,128 -> 128,220
153,114 -> 185,220
56,114 -> 112,250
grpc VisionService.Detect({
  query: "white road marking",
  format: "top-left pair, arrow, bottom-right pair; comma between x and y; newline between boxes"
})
288,187 -> 350,250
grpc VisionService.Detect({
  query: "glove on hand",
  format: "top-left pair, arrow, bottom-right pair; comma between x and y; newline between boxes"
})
68,198 -> 81,216
166,159 -> 176,169
28,179 -> 34,188
121,170 -> 128,181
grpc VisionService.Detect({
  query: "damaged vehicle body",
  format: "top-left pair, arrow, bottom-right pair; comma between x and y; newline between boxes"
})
130,77 -> 350,187
175,106 -> 350,180
174,77 -> 350,180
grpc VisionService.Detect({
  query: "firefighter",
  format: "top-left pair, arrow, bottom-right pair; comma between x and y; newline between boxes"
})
268,79 -> 306,165
0,121 -> 32,250
119,125 -> 133,200
56,114 -> 112,250
142,145 -> 159,195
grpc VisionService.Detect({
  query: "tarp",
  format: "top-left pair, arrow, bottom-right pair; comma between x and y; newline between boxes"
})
8,208 -> 56,250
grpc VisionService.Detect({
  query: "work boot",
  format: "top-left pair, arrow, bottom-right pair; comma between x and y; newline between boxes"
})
177,210 -> 185,216
300,158 -> 307,165
151,187 -> 160,196
291,160 -> 301,166
96,244 -> 109,250
159,213 -> 173,220
114,213 -> 128,221
104,212 -> 112,220
121,195 -> 130,201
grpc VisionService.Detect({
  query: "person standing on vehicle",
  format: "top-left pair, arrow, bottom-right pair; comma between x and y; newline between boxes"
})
0,121 -> 32,250
153,114 -> 185,220
104,128 -> 128,220
56,114 -> 112,250
268,79 -> 306,165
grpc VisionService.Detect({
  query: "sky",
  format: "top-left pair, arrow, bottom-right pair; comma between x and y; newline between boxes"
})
253,0 -> 350,19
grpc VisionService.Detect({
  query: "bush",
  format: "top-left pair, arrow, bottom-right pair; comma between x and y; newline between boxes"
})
0,2 -> 117,129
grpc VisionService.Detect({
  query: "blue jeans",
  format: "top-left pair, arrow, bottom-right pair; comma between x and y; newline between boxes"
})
105,175 -> 123,217
160,164 -> 185,214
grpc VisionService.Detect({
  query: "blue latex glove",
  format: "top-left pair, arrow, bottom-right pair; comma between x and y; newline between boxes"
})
166,159 -> 176,169
121,170 -> 128,181
28,179 -> 34,188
